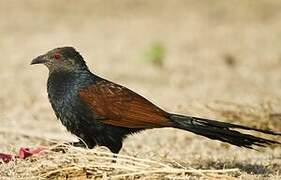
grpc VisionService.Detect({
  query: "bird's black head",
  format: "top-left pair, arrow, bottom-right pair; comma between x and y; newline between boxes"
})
31,47 -> 88,72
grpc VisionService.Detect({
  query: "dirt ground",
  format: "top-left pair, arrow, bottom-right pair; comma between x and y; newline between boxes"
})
0,0 -> 281,179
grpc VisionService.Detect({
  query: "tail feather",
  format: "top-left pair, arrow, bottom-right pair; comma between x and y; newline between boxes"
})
169,114 -> 280,149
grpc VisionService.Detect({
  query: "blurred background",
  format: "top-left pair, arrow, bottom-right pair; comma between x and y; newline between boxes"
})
0,0 -> 281,178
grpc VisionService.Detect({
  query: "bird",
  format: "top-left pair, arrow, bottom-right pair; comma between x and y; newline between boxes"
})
31,46 -> 281,154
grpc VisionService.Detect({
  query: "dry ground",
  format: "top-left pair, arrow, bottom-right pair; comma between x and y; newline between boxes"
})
0,0 -> 281,179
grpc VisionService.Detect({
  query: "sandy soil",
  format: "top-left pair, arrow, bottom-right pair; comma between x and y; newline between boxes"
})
0,0 -> 281,179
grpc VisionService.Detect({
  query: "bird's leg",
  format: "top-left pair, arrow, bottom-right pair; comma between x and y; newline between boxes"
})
106,141 -> 122,163
111,154 -> 120,163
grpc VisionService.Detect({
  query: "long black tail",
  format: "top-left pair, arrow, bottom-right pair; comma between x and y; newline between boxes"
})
169,114 -> 281,149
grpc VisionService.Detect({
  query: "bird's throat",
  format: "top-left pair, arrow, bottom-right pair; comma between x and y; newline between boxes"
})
47,70 -> 94,101
48,71 -> 75,96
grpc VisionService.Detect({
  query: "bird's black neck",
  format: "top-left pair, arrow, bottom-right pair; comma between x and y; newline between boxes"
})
47,69 -> 94,100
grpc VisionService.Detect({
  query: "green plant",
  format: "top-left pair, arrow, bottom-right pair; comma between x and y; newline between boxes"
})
144,42 -> 166,67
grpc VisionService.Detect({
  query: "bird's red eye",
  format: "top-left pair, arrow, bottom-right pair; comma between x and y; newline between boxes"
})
53,53 -> 61,60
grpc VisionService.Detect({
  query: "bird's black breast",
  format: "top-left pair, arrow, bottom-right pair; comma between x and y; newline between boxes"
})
47,71 -> 93,131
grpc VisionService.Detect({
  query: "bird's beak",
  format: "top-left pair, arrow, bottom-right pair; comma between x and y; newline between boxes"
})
30,55 -> 48,65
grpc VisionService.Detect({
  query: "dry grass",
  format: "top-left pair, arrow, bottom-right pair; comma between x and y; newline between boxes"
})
0,0 -> 281,179
0,144 -> 241,179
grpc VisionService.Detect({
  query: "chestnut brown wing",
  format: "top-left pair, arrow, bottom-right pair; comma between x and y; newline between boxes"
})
78,80 -> 172,128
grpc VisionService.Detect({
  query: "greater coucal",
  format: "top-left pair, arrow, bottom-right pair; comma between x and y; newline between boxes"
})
31,47 -> 280,154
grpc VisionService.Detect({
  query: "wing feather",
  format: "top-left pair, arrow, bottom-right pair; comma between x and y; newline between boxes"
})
79,80 -> 172,128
